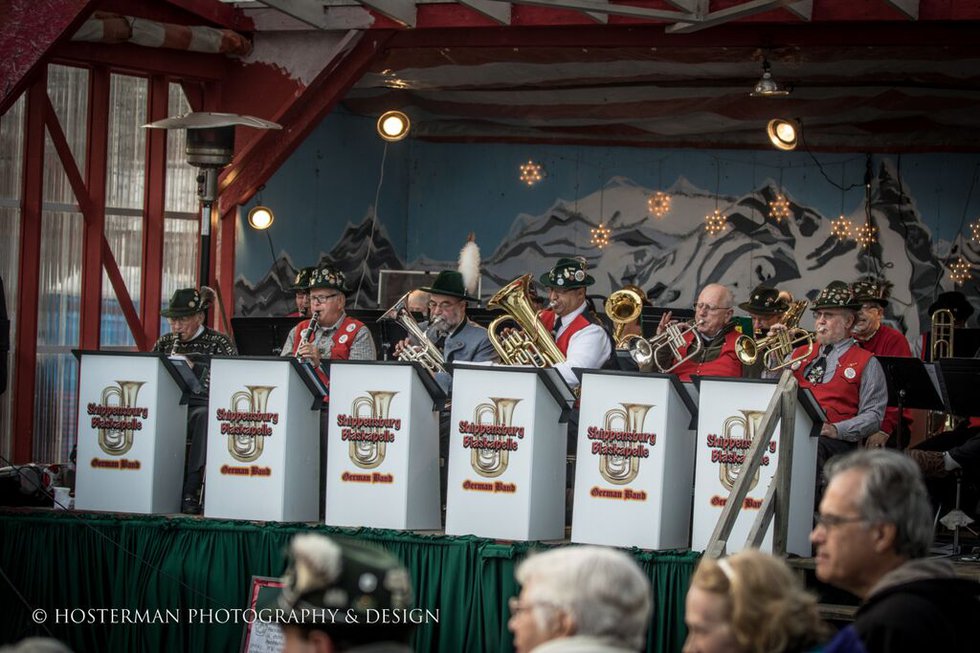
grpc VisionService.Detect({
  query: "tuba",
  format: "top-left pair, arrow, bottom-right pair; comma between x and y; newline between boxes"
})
380,292 -> 447,375
471,397 -> 521,477
487,274 -> 565,367
349,390 -> 398,469
98,380 -> 146,455
227,385 -> 275,462
599,402 -> 652,485
629,319 -> 702,373
719,409 -> 764,493
605,288 -> 644,349
736,300 -> 813,371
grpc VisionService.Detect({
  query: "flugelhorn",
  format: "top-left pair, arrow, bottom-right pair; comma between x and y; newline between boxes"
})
471,397 -> 521,477
629,319 -> 702,373
380,292 -> 447,375
98,380 -> 146,455
605,288 -> 644,349
735,300 -> 813,370
487,274 -> 565,367
227,385 -> 274,462
349,390 -> 398,469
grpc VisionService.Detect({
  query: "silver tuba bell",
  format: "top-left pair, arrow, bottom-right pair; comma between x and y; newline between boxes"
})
380,292 -> 447,376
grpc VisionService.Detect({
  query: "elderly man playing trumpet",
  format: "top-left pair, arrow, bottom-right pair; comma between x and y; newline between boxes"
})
655,283 -> 753,382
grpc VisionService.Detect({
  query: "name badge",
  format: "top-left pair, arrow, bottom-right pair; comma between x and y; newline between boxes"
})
844,367 -> 856,380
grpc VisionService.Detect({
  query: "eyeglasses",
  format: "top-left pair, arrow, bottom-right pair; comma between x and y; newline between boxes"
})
859,303 -> 882,312
310,293 -> 342,304
813,511 -> 868,530
693,303 -> 731,312
507,597 -> 556,616
428,300 -> 461,311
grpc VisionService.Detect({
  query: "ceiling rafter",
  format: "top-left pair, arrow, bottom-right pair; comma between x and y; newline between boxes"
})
886,0 -> 919,20
358,0 -> 418,26
254,0 -> 334,29
503,0 -> 686,22
457,0 -> 512,25
666,0 -> 813,34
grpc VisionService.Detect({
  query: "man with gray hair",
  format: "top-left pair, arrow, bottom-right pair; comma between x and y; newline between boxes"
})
813,449 -> 979,653
508,545 -> 652,653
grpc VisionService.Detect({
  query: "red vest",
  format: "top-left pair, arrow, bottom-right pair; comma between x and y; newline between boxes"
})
672,330 -> 742,383
793,342 -> 873,423
539,310 -> 593,356
856,324 -> 912,434
291,315 -> 366,397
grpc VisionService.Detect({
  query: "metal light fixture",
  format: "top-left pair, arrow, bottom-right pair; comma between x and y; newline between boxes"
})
767,118 -> 800,151
750,58 -> 790,97
247,206 -> 274,230
377,110 -> 410,142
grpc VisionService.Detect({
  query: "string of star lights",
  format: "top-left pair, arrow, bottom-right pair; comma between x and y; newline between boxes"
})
769,193 -> 791,223
648,191 -> 671,219
704,209 -> 727,236
519,160 -> 544,187
970,219 -> 980,243
590,222 -> 611,248
855,222 -> 876,250
949,257 -> 972,285
830,215 -> 854,240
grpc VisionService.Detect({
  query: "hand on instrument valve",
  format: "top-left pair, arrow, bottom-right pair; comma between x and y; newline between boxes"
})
765,322 -> 789,338
393,337 -> 411,358
656,310 -> 675,336
296,340 -> 322,367
864,430 -> 890,449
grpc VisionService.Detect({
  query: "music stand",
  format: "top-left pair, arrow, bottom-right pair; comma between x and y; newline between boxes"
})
875,356 -> 945,450
935,358 -> 980,418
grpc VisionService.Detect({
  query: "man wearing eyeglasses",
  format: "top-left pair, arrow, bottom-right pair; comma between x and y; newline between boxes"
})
655,283 -> 751,382
814,449 -> 979,653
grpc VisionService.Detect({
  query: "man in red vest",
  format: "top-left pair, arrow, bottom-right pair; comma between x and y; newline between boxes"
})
850,278 -> 914,448
739,284 -> 790,338
779,280 -> 887,471
655,283 -> 752,382
536,257 -> 613,390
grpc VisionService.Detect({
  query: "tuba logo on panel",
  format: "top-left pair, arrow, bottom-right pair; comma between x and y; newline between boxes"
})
458,397 -> 523,478
715,409 -> 765,493
89,381 -> 148,456
339,391 -> 399,469
218,385 -> 277,463
588,403 -> 655,485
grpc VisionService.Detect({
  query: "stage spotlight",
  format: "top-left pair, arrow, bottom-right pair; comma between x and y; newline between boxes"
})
247,206 -> 275,230
767,118 -> 800,151
377,110 -> 410,142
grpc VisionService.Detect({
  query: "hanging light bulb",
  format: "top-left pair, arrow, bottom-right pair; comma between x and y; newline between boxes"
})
704,209 -> 727,237
519,160 -> 544,187
648,191 -> 671,219
769,194 -> 791,223
591,222 -> 611,249
830,215 -> 853,240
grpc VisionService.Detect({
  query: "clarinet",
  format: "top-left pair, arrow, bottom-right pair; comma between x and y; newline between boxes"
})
298,310 -> 320,360
170,335 -> 180,355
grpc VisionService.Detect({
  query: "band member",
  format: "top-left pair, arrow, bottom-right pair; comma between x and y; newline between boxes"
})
850,278 -> 913,447
656,283 -> 752,381
537,257 -> 612,389
405,288 -> 430,320
927,290 -> 974,328
151,287 -> 237,514
281,265 -> 376,365
775,281 -> 887,472
286,266 -> 315,318
739,284 -> 789,337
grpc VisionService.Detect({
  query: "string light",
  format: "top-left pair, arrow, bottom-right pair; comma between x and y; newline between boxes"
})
590,222 -> 611,249
768,193 -> 791,223
704,209 -> 727,237
970,220 -> 980,243
949,257 -> 972,285
855,222 -> 876,249
519,160 -> 544,187
830,215 -> 853,240
648,191 -> 671,219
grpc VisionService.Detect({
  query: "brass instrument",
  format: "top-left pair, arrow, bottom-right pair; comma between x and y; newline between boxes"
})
349,390 -> 398,469
928,308 -> 956,433
735,300 -> 813,370
380,292 -> 447,375
605,288 -> 644,349
599,402 -> 652,485
227,385 -> 275,462
629,319 -> 702,373
487,274 -> 565,367
98,380 -> 146,455
471,397 -> 521,477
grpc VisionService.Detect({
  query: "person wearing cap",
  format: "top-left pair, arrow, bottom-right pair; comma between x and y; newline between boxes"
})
772,280 -> 887,471
287,266 -> 316,318
927,290 -> 975,328
536,257 -> 613,389
275,533 -> 415,652
655,283 -> 753,382
850,278 -> 914,448
151,286 -> 237,514
739,284 -> 789,338
281,265 -> 376,365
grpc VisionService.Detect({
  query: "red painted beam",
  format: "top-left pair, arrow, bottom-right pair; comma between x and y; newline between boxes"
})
12,77 -> 48,464
161,0 -> 255,31
141,75 -> 169,350
51,42 -> 228,83
79,67 -> 109,351
0,0 -> 97,116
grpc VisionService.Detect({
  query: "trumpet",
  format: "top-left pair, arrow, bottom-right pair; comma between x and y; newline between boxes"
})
735,300 -> 813,370
487,274 -> 565,367
629,319 -> 702,373
380,292 -> 447,376
605,288 -> 644,349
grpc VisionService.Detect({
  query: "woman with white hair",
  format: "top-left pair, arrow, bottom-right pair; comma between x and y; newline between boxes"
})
508,545 -> 652,653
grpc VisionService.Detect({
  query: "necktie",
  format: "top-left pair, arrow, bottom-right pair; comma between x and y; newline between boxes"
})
806,345 -> 833,384
552,316 -> 563,337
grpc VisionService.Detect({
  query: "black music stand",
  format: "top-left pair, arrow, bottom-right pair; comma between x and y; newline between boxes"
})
935,358 -> 980,418
875,356 -> 945,450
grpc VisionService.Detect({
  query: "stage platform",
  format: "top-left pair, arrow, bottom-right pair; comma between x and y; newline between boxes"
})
0,509 -> 698,653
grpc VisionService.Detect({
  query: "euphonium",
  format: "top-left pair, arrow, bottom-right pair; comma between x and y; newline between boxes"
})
599,402 -> 652,485
349,390 -> 398,469
471,397 -> 521,477
227,385 -> 274,462
605,288 -> 644,349
380,292 -> 447,375
629,319 -> 702,373
735,300 -> 813,370
487,274 -> 565,367
98,380 -> 146,455
719,409 -> 765,493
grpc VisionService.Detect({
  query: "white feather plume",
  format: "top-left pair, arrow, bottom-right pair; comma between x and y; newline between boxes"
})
289,533 -> 342,596
458,233 -> 481,296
